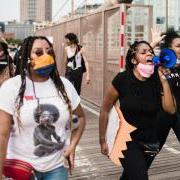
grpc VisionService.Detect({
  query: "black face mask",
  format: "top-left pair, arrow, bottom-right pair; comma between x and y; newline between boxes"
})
0,58 -> 8,72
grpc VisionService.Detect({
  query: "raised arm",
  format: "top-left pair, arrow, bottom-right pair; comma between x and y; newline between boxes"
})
158,67 -> 177,114
150,27 -> 166,48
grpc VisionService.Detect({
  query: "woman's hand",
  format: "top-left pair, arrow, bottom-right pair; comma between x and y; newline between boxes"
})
64,104 -> 85,175
151,26 -> 166,48
64,145 -> 76,174
158,66 -> 171,84
100,139 -> 109,156
86,74 -> 90,84
158,66 -> 177,114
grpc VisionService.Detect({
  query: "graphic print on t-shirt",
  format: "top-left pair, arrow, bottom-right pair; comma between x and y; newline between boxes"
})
33,104 -> 65,157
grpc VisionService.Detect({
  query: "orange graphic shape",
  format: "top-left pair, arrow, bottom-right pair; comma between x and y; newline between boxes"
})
106,105 -> 137,166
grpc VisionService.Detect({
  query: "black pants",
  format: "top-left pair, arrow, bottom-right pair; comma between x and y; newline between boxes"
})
120,142 -> 153,180
173,113 -> 180,141
65,67 -> 83,95
145,110 -> 180,168
157,111 -> 180,146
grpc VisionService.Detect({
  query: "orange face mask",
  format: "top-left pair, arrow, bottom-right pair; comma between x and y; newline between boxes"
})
31,54 -> 55,70
31,54 -> 55,77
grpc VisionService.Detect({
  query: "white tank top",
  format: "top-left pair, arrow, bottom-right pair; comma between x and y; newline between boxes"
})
66,46 -> 82,69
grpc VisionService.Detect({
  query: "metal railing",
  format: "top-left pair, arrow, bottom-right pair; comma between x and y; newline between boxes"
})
36,3 -> 153,106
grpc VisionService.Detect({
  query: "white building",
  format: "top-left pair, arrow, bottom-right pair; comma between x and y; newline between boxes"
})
20,0 -> 52,23
134,0 -> 180,31
5,22 -> 34,40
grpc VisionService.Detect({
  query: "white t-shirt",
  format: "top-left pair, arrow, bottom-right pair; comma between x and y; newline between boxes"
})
0,75 -> 80,172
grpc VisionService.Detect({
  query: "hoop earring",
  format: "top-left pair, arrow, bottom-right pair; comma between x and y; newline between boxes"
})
27,58 -> 31,64
132,59 -> 137,65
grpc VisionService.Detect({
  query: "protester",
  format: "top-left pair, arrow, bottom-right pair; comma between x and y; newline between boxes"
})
0,36 -> 86,180
0,41 -> 14,85
13,45 -> 22,76
99,40 -> 176,180
151,28 -> 180,153
64,33 -> 90,95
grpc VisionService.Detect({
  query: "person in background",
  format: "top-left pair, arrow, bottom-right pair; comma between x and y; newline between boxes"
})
99,40 -> 176,180
0,36 -> 86,180
13,45 -> 22,76
0,41 -> 14,85
64,33 -> 90,95
150,28 -> 180,152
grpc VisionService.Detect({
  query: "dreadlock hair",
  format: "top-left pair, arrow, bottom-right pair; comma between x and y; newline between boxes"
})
15,36 -> 73,129
125,40 -> 161,107
125,40 -> 154,71
161,28 -> 180,49
65,33 -> 79,44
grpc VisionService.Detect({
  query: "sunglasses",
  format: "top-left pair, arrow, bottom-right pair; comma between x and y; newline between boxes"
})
32,48 -> 54,57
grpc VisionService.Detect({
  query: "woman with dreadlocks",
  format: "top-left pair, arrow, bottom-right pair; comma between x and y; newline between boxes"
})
99,41 -> 176,180
0,36 -> 86,180
0,41 -> 14,85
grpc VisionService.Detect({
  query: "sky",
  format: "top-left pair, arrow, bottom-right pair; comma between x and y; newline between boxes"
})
0,0 -> 103,22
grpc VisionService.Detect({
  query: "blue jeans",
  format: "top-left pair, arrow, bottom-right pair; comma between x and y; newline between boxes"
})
35,166 -> 68,180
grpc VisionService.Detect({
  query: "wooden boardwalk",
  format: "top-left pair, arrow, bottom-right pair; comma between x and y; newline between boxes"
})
69,102 -> 180,180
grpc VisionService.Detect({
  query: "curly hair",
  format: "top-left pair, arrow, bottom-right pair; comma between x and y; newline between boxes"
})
161,28 -> 180,49
125,40 -> 154,71
34,104 -> 60,123
65,33 -> 79,44
15,36 -> 72,129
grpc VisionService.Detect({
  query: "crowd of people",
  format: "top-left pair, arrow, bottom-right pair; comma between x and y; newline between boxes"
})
0,27 -> 179,180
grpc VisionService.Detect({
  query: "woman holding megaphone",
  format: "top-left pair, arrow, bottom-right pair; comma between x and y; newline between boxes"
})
147,28 -> 180,168
99,40 -> 176,180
